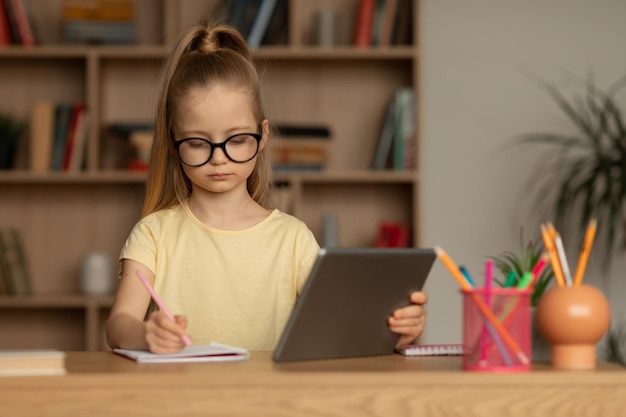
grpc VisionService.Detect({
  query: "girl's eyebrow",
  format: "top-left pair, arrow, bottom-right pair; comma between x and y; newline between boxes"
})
180,125 -> 258,138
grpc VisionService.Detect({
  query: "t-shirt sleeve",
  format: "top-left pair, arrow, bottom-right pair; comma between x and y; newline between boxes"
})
295,224 -> 320,294
118,215 -> 160,278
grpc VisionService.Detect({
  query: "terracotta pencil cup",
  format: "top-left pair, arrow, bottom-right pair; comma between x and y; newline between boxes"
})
535,284 -> 610,369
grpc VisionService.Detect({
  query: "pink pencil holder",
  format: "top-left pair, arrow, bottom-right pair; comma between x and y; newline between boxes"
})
462,288 -> 532,372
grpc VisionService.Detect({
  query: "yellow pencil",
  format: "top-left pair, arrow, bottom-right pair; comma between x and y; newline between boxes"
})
540,223 -> 566,287
573,218 -> 597,287
434,246 -> 529,365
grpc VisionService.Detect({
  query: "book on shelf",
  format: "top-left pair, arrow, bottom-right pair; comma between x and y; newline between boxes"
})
62,0 -> 134,21
0,0 -> 12,45
353,0 -> 376,47
114,342 -> 249,363
0,227 -> 32,296
352,0 -> 412,47
378,0 -> 398,46
371,87 -> 415,171
225,0 -> 260,40
246,0 -> 277,48
225,0 -> 287,47
392,87 -> 415,171
63,20 -> 135,44
370,0 -> 386,46
2,0 -> 36,46
391,0 -> 413,45
50,102 -> 75,171
29,101 -> 55,172
273,139 -> 328,168
261,0 -> 287,46
61,102 -> 85,171
0,253 -> 7,295
66,107 -> 90,173
371,94 -> 397,170
275,124 -> 331,138
0,350 -> 66,376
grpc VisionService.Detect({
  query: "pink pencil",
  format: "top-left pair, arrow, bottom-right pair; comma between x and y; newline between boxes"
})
479,260 -> 494,364
135,269 -> 192,346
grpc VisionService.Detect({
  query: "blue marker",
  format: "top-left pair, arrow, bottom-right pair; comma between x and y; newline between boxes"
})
459,266 -> 475,287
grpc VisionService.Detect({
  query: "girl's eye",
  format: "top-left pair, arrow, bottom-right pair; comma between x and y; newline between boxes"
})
187,139 -> 210,148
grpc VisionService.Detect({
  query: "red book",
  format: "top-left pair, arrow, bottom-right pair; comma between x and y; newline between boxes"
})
353,0 -> 375,47
0,0 -> 12,45
7,0 -> 34,46
62,103 -> 85,171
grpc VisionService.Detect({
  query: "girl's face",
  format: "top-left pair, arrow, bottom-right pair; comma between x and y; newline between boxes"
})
173,85 -> 267,198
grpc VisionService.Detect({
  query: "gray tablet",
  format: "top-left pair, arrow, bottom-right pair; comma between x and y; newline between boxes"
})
272,247 -> 435,362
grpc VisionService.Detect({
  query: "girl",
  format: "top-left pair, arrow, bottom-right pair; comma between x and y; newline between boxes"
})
105,20 -> 428,354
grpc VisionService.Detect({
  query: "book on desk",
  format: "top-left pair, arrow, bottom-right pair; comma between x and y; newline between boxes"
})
0,350 -> 66,376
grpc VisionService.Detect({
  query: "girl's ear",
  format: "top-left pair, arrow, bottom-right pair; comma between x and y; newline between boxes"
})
259,119 -> 270,151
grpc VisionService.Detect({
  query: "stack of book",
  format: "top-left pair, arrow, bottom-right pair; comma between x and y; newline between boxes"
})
30,101 -> 89,173
62,0 -> 135,44
0,350 -> 66,376
272,124 -> 331,172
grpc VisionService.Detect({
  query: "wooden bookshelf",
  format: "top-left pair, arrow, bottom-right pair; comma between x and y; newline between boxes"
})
0,0 -> 420,351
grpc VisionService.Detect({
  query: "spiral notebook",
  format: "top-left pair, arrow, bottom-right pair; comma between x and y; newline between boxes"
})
395,344 -> 468,356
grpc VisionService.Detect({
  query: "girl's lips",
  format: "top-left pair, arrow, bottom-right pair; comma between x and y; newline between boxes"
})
210,173 -> 230,180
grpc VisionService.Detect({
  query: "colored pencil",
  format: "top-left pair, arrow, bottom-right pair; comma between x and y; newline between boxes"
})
479,260 -> 494,364
540,224 -> 566,287
135,270 -> 192,346
573,218 -> 597,287
554,233 -> 573,286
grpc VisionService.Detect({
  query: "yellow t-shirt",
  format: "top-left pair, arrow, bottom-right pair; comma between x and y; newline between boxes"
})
119,202 -> 320,350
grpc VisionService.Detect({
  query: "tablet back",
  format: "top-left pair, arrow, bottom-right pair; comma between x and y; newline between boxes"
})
272,247 -> 435,362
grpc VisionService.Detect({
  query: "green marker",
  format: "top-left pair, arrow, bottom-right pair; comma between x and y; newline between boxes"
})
504,270 -> 516,287
516,271 -> 533,289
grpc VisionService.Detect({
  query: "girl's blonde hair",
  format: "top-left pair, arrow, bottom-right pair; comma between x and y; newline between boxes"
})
141,19 -> 272,218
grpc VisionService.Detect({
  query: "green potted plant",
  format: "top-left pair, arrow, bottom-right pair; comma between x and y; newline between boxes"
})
488,230 -> 554,307
0,112 -> 26,170
516,73 -> 626,267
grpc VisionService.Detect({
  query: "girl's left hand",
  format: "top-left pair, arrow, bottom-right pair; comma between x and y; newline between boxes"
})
388,291 -> 428,348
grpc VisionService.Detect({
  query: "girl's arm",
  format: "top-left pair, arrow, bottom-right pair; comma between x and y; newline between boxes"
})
106,259 -> 190,353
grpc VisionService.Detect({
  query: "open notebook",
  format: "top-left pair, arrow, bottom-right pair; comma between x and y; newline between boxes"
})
113,342 -> 249,363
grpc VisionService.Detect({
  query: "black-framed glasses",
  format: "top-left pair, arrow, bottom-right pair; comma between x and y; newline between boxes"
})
174,133 -> 262,166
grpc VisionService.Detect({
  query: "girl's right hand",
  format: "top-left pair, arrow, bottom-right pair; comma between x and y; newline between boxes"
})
144,311 -> 191,354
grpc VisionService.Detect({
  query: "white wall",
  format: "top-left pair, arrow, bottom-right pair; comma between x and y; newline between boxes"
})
420,0 -> 626,344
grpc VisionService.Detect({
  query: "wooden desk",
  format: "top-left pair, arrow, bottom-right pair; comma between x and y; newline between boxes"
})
1,351 -> 625,417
